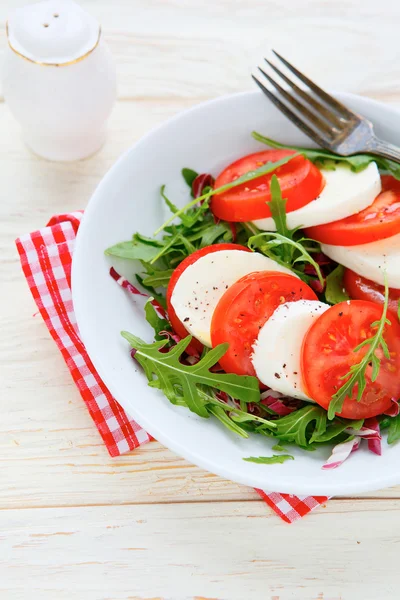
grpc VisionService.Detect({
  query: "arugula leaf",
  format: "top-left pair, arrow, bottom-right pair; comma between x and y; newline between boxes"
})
266,175 -> 304,265
310,418 -> 363,443
154,153 -> 299,235
182,168 -> 199,189
161,184 -> 182,215
328,275 -> 391,419
208,405 -> 249,438
142,268 -> 174,288
388,414 -> 400,444
248,232 -> 324,287
135,274 -> 167,309
149,232 -> 195,265
243,454 -> 294,464
271,406 -> 327,448
267,175 -> 293,239
379,417 -> 391,430
161,185 -> 206,229
252,132 -> 400,180
325,265 -> 350,305
161,185 -> 195,229
398,299 -> 400,322
197,388 -> 277,431
200,221 -> 232,247
105,235 -> 163,261
272,443 -> 287,452
144,299 -> 170,340
122,333 -> 261,417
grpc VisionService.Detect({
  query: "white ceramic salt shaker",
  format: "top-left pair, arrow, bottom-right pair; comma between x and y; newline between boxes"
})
2,0 -> 117,161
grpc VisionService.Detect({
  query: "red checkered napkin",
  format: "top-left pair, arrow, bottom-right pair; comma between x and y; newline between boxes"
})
16,212 -> 329,523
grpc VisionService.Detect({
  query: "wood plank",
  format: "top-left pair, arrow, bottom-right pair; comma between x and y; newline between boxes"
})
1,0 -> 400,100
1,500 -> 398,599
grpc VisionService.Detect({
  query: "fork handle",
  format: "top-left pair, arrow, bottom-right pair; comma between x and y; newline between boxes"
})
369,138 -> 400,164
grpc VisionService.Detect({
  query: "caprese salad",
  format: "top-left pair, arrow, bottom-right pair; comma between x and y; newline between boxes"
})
106,131 -> 400,469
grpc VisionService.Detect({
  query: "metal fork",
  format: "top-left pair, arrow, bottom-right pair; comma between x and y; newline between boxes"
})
252,51 -> 400,163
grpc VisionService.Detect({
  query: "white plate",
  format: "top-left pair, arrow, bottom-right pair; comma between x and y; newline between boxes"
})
72,90 -> 400,495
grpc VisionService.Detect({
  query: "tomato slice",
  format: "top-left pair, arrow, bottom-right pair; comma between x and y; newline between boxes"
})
305,175 -> 400,246
166,243 -> 251,351
301,300 -> 400,419
343,268 -> 400,317
210,150 -> 325,222
210,271 -> 317,377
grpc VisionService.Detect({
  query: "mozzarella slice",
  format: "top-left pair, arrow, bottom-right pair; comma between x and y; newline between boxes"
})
251,300 -> 329,400
171,250 -> 295,347
321,233 -> 400,288
252,162 -> 381,231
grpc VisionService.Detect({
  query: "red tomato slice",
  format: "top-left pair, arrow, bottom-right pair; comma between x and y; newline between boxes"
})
343,268 -> 400,317
210,271 -> 317,377
211,150 -> 325,222
166,243 -> 251,351
301,300 -> 400,419
305,175 -> 400,246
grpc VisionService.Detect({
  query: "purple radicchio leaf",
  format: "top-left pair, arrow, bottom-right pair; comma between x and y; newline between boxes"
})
192,173 -> 215,199
110,267 -> 166,318
344,426 -> 381,440
364,417 -> 382,456
384,398 -> 400,417
322,437 -> 360,470
260,390 -> 301,416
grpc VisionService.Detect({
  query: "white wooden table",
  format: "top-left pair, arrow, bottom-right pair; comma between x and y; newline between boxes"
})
2,1 -> 400,598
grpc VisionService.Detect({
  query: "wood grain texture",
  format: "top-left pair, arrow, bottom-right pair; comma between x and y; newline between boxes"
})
1,500 -> 399,600
2,0 -> 400,597
1,0 -> 400,101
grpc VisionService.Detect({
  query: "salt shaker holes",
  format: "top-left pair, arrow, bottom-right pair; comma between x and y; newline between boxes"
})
3,0 -> 117,161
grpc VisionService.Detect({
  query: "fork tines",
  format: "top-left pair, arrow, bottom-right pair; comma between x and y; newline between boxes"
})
253,51 -> 359,149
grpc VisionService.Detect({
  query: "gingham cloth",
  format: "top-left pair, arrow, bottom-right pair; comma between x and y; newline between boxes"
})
16,211 -> 329,523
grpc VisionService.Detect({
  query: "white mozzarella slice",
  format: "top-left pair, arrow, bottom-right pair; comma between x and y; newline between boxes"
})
251,300 -> 329,400
321,233 -> 400,288
252,162 -> 381,231
171,250 -> 295,347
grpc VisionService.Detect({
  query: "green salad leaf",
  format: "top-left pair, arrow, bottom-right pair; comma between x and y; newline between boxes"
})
266,175 -> 302,265
387,414 -> 400,444
252,132 -> 400,180
310,418 -> 363,443
197,387 -> 278,437
121,332 -> 262,418
141,268 -> 174,289
325,265 -> 350,305
272,443 -> 286,452
208,405 -> 250,438
135,274 -> 167,309
200,221 -> 232,246
144,299 -> 170,340
248,231 -> 324,287
105,235 -> 163,261
270,405 -> 327,448
267,175 -> 294,239
243,454 -> 294,464
182,167 -> 199,191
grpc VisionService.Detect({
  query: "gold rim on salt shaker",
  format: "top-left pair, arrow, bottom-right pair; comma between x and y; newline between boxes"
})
5,21 -> 102,67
